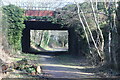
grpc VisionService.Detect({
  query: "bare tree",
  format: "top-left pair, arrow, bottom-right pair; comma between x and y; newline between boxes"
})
76,2 -> 92,55
89,0 -> 105,60
75,1 -> 105,62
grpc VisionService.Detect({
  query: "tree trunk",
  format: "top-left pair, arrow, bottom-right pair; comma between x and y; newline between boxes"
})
38,31 -> 44,46
108,31 -> 112,63
76,2 -> 92,55
89,0 -> 105,60
76,2 -> 104,61
46,30 -> 51,46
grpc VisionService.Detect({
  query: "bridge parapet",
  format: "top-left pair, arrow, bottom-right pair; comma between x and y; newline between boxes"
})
25,10 -> 55,17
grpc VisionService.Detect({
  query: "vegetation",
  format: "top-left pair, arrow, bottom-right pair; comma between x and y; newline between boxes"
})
26,16 -> 56,22
116,1 -> 120,72
2,5 -> 26,50
26,2 -> 120,72
54,1 -> 120,72
30,30 -> 68,51
1,1 -> 120,78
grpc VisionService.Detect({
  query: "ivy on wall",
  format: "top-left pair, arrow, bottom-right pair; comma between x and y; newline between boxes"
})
2,5 -> 26,50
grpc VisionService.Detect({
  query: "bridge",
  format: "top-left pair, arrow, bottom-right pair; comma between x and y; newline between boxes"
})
1,0 -> 80,55
22,21 -> 79,55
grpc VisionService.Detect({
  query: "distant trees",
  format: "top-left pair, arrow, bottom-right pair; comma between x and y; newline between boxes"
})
58,35 -> 68,47
2,5 -> 26,50
30,30 -> 68,51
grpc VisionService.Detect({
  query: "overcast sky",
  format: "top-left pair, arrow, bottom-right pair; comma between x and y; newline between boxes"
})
2,0 -> 119,4
2,0 -> 85,10
2,0 -> 85,4
2,0 -> 119,8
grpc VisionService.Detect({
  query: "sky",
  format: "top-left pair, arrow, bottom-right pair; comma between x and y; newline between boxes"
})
2,0 -> 119,8
2,0 -> 119,4
2,0 -> 85,10
2,0 -> 85,4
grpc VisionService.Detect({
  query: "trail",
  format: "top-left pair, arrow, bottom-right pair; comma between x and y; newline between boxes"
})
30,54 -> 100,78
